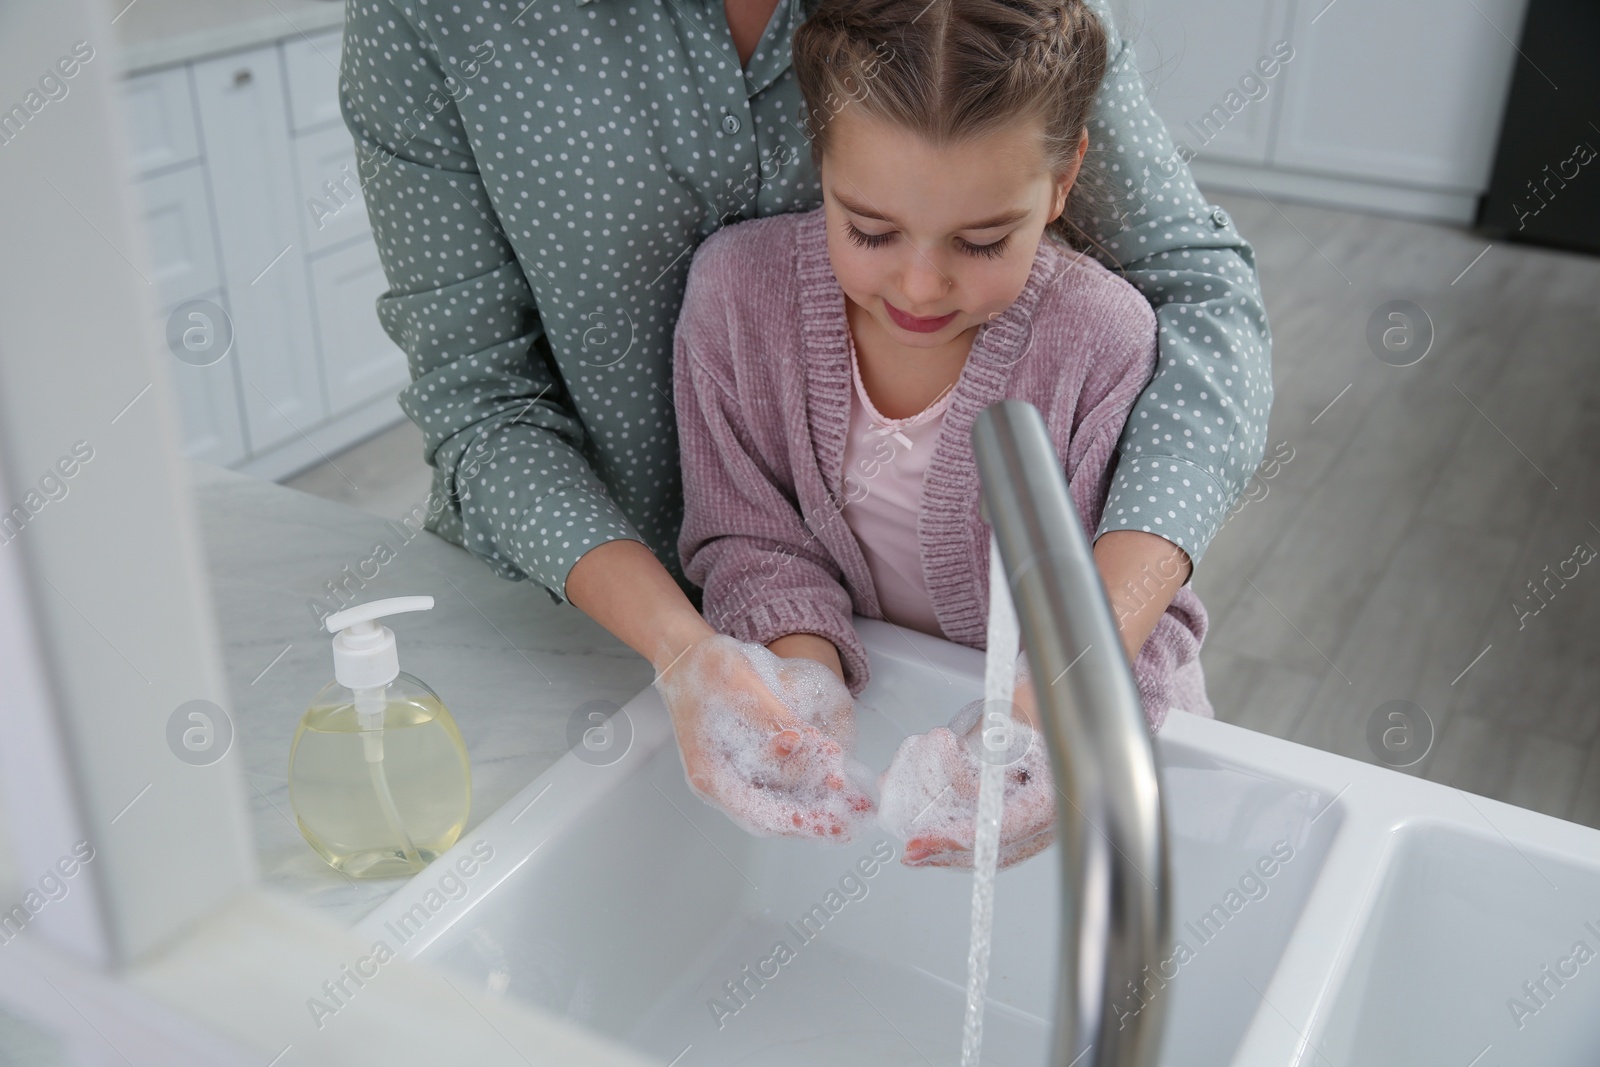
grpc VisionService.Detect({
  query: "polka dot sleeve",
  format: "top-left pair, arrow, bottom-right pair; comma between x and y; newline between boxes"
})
1078,0 -> 1275,574
340,1 -> 645,603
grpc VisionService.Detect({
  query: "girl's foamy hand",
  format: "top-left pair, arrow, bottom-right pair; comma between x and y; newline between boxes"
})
654,634 -> 875,841
877,687 -> 1055,869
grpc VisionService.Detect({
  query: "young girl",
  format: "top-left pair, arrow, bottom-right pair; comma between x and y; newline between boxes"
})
670,0 -> 1211,866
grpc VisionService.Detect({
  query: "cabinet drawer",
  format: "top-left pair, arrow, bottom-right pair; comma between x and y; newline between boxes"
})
134,165 -> 221,311
282,30 -> 346,134
293,123 -> 369,254
122,65 -> 200,175
308,240 -> 409,415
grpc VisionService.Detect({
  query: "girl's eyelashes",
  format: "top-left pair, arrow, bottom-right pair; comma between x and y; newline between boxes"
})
962,234 -> 1011,260
843,221 -> 892,251
843,220 -> 1011,260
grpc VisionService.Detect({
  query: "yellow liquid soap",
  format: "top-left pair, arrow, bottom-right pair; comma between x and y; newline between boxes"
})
288,673 -> 471,878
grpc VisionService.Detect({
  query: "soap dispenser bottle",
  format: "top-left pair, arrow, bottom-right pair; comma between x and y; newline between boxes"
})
289,596 -> 471,878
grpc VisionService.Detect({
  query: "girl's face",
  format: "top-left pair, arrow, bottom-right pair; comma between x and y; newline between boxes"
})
819,109 -> 1086,354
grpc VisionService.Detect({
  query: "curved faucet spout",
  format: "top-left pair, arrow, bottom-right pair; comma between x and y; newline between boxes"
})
972,400 -> 1172,1067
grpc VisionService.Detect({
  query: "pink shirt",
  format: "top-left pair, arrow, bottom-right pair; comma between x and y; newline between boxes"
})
839,328 -> 953,640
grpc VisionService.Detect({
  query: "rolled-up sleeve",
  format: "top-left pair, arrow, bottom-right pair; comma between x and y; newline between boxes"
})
341,1 -> 642,602
1078,0 -> 1275,573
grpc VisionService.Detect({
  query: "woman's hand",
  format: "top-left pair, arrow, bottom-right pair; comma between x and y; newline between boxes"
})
655,634 -> 873,840
877,675 -> 1056,870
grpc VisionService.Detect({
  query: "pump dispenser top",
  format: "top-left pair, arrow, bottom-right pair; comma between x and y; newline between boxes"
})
325,595 -> 434,690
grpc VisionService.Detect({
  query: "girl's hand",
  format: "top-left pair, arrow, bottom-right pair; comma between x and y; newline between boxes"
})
654,634 -> 874,840
878,675 -> 1056,870
766,632 -> 846,688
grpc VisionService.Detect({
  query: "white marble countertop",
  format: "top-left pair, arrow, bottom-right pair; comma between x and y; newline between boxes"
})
189,462 -> 654,926
108,0 -> 344,75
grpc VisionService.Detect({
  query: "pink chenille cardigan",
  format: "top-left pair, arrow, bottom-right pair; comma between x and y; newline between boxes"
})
672,206 -> 1212,730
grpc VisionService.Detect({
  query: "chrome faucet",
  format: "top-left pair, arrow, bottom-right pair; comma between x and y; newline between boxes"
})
972,400 -> 1172,1067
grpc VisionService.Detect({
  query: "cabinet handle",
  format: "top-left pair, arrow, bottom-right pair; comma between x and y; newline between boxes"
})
233,68 -> 253,87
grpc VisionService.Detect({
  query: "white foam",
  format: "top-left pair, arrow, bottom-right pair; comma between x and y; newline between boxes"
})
875,709 -> 1054,866
655,635 -> 875,841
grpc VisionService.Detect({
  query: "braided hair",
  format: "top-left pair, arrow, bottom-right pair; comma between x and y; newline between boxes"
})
792,0 -> 1109,252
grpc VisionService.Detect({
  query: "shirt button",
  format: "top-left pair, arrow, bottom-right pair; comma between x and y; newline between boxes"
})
1210,206 -> 1230,228
721,113 -> 741,135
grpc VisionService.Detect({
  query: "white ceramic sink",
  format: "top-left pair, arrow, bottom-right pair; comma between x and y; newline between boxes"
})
355,620 -> 1600,1065
1313,826 -> 1600,1065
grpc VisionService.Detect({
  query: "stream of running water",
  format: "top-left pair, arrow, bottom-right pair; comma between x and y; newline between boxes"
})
959,535 -> 1020,1066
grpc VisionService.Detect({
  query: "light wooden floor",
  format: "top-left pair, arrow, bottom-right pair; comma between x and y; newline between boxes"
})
1192,190 -> 1600,829
286,189 -> 1600,828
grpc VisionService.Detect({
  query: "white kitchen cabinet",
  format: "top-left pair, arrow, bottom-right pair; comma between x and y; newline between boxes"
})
1122,0 -> 1529,221
119,63 -> 200,176
293,122 -> 370,255
190,46 -> 328,456
308,240 -> 409,415
1272,0 -> 1529,193
132,162 -> 248,467
157,290 -> 250,467
1121,0 -> 1289,167
135,164 -> 221,309
119,21 -> 412,481
282,29 -> 346,135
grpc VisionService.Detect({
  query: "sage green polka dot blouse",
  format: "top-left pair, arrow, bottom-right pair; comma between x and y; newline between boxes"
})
340,0 -> 1272,604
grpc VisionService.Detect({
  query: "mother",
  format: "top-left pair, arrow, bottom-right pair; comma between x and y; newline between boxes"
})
339,0 -> 1271,824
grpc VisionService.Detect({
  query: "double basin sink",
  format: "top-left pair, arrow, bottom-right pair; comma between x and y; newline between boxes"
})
355,619 -> 1600,1065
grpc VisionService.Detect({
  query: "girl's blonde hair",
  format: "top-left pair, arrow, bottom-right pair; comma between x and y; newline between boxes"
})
792,0 -> 1110,253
